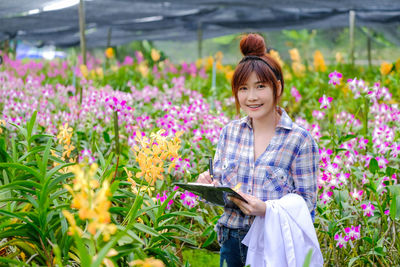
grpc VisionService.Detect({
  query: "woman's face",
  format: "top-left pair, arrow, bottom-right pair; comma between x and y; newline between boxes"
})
237,72 -> 276,122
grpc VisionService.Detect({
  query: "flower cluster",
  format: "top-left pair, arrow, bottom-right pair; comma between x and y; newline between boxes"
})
63,163 -> 117,241
334,225 -> 361,248
180,191 -> 199,208
156,191 -> 174,210
132,129 -> 182,185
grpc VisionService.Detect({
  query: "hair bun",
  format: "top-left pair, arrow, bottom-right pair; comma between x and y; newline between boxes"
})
240,33 -> 266,57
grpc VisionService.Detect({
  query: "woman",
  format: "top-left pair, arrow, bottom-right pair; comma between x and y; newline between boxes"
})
197,33 -> 319,267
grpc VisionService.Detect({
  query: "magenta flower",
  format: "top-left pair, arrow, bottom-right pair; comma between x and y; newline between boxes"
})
390,143 -> 400,158
312,110 -> 325,120
319,147 -> 332,163
318,94 -> 333,109
334,233 -> 349,248
328,71 -> 343,86
344,225 -> 361,241
290,86 -> 302,102
375,157 -> 389,169
319,191 -> 333,204
123,56 -> 134,66
350,189 -> 363,201
358,137 -> 369,150
156,191 -> 174,210
384,209 -> 390,216
135,51 -> 144,64
79,149 -> 95,164
180,191 -> 199,208
361,202 -> 375,217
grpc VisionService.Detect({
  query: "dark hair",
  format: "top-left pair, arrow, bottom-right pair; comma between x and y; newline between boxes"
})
232,33 -> 284,114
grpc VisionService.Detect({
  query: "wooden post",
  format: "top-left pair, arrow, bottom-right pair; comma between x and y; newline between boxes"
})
78,0 -> 86,105
12,39 -> 17,60
78,0 -> 87,65
197,22 -> 203,60
367,35 -> 372,68
107,27 -> 112,47
349,10 -> 355,66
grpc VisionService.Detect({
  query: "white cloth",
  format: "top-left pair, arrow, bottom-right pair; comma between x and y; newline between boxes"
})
242,193 -> 323,267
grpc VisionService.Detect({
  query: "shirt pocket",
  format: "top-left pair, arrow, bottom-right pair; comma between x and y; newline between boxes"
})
221,160 -> 239,187
262,166 -> 289,194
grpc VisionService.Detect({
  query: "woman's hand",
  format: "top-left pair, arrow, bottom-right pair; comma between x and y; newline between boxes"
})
230,192 -> 266,217
196,171 -> 218,185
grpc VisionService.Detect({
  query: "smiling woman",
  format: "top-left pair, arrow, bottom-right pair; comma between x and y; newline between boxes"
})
196,33 -> 321,267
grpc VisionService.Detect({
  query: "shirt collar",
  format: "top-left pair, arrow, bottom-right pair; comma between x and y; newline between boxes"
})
239,106 -> 293,130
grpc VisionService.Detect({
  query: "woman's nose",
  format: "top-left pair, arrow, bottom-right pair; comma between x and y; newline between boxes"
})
248,88 -> 258,100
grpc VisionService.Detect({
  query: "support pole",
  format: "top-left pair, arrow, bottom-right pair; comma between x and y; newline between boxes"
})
78,0 -> 87,65
107,27 -> 112,48
12,39 -> 17,60
78,0 -> 86,105
367,35 -> 372,68
349,10 -> 355,66
197,22 -> 203,60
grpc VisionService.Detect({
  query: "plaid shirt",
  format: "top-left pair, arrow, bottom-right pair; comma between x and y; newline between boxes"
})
214,107 -> 319,231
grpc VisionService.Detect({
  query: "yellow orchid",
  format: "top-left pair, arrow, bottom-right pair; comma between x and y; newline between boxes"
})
335,52 -> 344,64
130,257 -> 165,267
63,163 -> 116,242
132,130 -> 182,186
57,123 -> 73,145
0,119 -> 5,134
80,64 -> 89,78
268,49 -> 284,67
292,61 -> 305,77
62,143 -> 75,158
105,47 -> 115,59
380,61 -> 393,75
289,48 -> 301,62
395,58 -> 400,72
313,50 -> 327,72
151,48 -> 161,62
138,62 -> 149,77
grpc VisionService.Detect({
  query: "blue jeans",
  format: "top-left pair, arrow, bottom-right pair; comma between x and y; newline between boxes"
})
219,226 -> 249,267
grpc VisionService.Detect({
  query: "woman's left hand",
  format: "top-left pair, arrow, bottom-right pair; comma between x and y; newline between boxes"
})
230,192 -> 266,217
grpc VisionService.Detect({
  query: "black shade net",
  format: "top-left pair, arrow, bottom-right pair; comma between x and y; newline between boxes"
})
0,0 -> 399,47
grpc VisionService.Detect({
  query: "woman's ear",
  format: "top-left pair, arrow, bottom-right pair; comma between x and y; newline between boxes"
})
277,80 -> 283,98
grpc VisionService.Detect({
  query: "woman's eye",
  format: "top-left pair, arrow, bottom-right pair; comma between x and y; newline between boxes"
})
257,84 -> 266,89
239,87 -> 247,91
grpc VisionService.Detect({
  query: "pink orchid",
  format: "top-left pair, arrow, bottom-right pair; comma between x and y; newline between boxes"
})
361,202 -> 375,217
344,225 -> 361,241
318,94 -> 333,109
350,189 -> 363,201
328,71 -> 343,86
290,86 -> 302,102
334,233 -> 349,248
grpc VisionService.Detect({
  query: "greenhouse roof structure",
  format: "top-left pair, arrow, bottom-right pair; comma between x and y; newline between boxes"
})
1,0 -> 400,47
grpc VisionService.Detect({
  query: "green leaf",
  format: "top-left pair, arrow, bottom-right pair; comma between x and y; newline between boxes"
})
338,134 -> 356,144
385,167 -> 396,177
103,131 -> 111,143
133,222 -> 160,237
369,158 -> 379,174
156,224 -> 195,235
28,134 -> 53,144
302,248 -> 313,267
45,162 -> 75,180
348,256 -> 361,267
40,138 -> 53,175
27,110 -> 38,140
0,163 -> 42,180
390,195 -> 400,220
156,211 -> 199,225
201,230 -> 216,248
0,257 -> 30,266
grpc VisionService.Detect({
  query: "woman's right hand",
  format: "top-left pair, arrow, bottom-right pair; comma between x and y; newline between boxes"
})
197,171 -> 214,184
